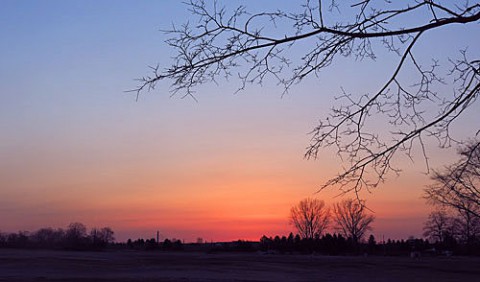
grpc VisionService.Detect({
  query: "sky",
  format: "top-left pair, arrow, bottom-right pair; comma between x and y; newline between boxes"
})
1,1 -> 478,243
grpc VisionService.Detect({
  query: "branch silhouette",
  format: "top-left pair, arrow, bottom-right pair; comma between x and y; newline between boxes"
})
134,0 -> 480,195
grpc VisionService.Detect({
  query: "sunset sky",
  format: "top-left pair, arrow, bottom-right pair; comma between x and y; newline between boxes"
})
1,1 -> 478,242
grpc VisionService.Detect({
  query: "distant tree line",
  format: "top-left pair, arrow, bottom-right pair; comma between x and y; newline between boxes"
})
125,238 -> 183,251
258,232 -> 479,256
0,223 -> 188,252
260,233 -> 354,255
0,222 -> 114,251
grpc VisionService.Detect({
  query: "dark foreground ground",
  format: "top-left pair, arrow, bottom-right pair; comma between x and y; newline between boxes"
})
1,249 -> 479,282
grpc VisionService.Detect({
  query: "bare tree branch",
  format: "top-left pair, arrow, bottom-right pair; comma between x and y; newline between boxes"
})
134,0 -> 480,195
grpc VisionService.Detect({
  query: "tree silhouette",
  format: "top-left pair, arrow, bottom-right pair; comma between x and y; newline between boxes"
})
424,142 -> 480,247
32,227 -> 65,249
423,210 -> 454,244
333,199 -> 374,244
135,0 -> 480,195
454,208 -> 480,245
65,222 -> 87,250
425,142 -> 480,219
90,227 -> 115,249
367,234 -> 377,254
290,198 -> 330,239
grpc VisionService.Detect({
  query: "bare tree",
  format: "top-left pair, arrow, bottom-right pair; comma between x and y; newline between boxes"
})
333,199 -> 374,243
32,227 -> 65,249
135,1 -> 480,195
424,142 -> 480,245
423,210 -> 455,243
454,207 -> 480,244
65,222 -> 87,249
290,198 -> 330,239
90,227 -> 115,247
425,142 -> 480,219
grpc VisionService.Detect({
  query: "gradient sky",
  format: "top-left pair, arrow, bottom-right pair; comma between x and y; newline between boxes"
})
1,1 -> 478,242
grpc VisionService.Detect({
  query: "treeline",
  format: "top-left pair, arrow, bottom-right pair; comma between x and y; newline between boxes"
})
124,238 -> 183,251
0,222 -> 114,251
0,223 -> 186,252
3,225 -> 479,256
258,232 -> 480,256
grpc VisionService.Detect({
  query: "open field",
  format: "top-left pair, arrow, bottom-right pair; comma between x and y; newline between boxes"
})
0,249 -> 479,281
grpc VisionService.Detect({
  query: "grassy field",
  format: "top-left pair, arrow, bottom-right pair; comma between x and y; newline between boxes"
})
0,249 -> 479,281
